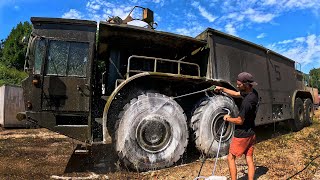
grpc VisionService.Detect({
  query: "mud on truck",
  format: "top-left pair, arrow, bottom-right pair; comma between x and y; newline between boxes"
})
17,8 -> 318,171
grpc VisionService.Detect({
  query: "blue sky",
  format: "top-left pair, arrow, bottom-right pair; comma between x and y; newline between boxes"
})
1,0 -> 319,73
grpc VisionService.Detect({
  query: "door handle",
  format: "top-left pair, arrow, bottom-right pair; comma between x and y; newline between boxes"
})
77,85 -> 90,97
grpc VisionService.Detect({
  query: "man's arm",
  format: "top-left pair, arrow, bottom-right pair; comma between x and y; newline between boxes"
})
223,115 -> 244,125
215,86 -> 241,98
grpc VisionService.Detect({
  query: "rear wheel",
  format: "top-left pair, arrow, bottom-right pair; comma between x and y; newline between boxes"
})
115,93 -> 188,170
304,98 -> 313,126
290,98 -> 304,131
190,95 -> 238,156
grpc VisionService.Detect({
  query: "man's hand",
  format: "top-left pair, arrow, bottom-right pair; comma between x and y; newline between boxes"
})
214,86 -> 224,93
223,114 -> 231,121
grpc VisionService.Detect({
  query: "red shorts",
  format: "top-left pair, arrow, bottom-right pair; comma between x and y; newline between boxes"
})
229,135 -> 256,157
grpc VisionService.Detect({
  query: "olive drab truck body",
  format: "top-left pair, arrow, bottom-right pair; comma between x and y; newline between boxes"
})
18,8 -> 317,171
196,29 -> 315,128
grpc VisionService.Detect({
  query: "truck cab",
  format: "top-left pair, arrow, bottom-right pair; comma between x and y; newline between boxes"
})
21,18 -> 96,141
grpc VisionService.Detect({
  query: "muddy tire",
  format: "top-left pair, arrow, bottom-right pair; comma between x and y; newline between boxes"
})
290,98 -> 304,131
304,98 -> 313,126
190,95 -> 238,156
115,93 -> 188,171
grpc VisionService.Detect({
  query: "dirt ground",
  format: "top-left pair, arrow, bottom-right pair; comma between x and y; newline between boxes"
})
1,111 -> 320,180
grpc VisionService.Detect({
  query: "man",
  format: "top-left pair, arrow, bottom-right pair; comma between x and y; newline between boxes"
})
215,72 -> 258,180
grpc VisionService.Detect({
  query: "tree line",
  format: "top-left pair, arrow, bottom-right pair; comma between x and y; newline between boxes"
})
309,68 -> 320,89
0,21 -> 31,86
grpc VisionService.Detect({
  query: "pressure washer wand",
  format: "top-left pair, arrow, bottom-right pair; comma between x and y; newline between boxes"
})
172,86 -> 216,99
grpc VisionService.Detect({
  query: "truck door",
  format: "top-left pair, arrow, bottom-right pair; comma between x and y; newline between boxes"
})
41,40 -> 90,112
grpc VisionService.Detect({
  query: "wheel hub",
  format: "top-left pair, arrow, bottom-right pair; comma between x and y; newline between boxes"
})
211,113 -> 232,142
136,114 -> 172,153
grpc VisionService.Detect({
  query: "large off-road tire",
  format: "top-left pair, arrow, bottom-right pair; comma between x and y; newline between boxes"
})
115,93 -> 188,171
289,98 -> 304,131
190,95 -> 238,156
304,98 -> 313,126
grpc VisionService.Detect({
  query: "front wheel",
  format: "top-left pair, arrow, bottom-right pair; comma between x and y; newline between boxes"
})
190,95 -> 238,156
115,93 -> 188,171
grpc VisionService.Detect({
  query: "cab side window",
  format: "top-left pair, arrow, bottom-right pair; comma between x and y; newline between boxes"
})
34,39 -> 46,74
46,40 -> 89,77
68,42 -> 89,76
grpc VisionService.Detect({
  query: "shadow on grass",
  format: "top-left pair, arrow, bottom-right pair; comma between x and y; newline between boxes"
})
64,143 -> 119,174
238,165 -> 269,180
254,121 -> 292,143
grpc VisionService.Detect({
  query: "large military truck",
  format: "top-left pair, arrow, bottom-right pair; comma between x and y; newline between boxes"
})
18,8 -> 317,171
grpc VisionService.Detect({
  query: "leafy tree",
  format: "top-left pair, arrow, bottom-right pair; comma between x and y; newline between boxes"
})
0,39 -> 4,59
309,68 -> 320,89
1,21 -> 32,70
0,63 -> 27,86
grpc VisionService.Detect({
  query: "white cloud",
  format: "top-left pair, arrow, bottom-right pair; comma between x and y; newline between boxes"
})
62,9 -> 83,19
257,33 -> 266,39
176,26 -> 204,37
249,13 -> 276,23
84,0 -> 154,23
154,13 -> 161,22
209,0 -> 320,36
198,6 -> 217,22
226,12 -> 245,22
187,12 -> 197,19
213,3 -> 279,35
192,2 -> 217,22
243,8 -> 255,15
278,39 -> 294,44
244,8 -> 277,23
191,2 -> 199,7
14,5 -> 19,10
262,0 -> 320,11
110,7 -> 130,19
295,37 -> 306,43
284,0 -> 320,9
175,20 -> 205,37
152,0 -> 165,6
268,34 -> 320,68
176,28 -> 192,36
86,2 -> 101,11
87,4 -> 132,22
263,0 -> 277,5
225,23 -> 237,36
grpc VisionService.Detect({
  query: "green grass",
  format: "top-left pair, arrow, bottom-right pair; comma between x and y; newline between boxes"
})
0,63 -> 27,86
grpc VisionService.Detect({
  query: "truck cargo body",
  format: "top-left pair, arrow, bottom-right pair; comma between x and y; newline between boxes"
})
197,29 -> 309,126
